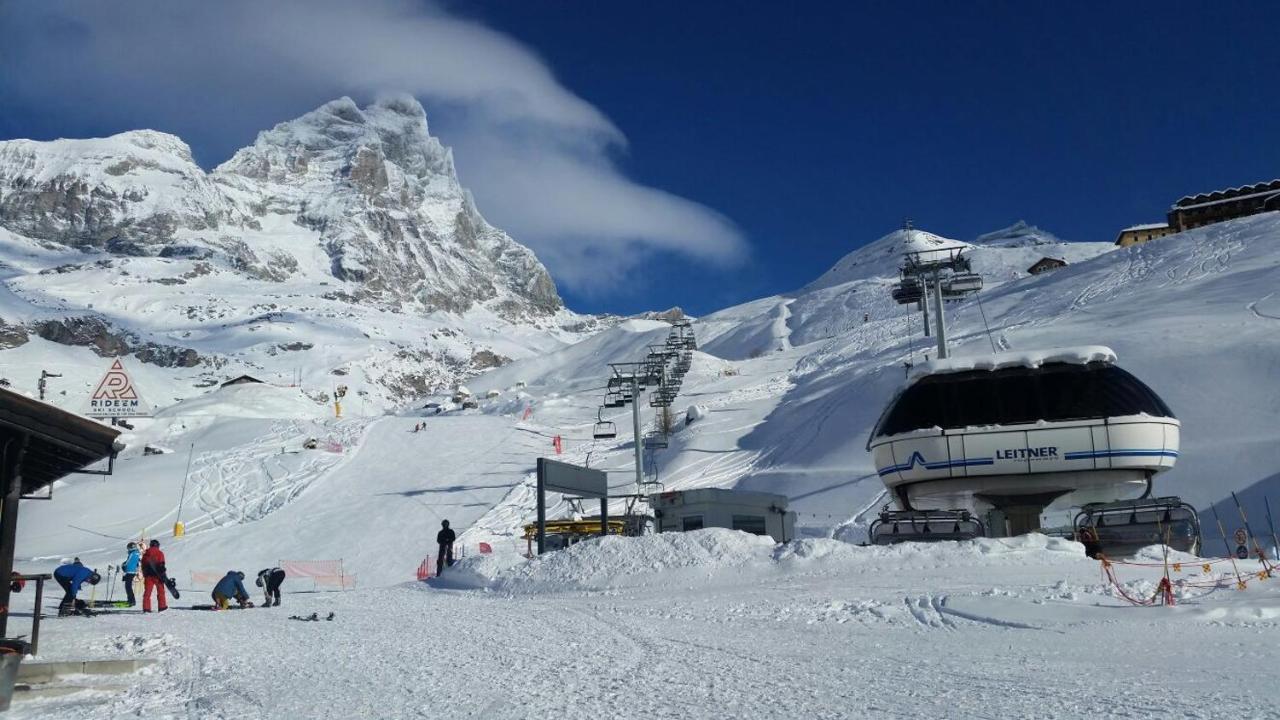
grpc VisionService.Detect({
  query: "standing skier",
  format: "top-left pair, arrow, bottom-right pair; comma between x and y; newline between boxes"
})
53,559 -> 101,616
141,539 -> 168,612
121,542 -> 141,607
255,567 -> 286,607
436,519 -> 456,576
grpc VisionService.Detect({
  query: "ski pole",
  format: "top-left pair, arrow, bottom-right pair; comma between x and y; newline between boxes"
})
1266,496 -> 1280,564
106,565 -> 114,603
1211,504 -> 1246,590
1232,491 -> 1273,573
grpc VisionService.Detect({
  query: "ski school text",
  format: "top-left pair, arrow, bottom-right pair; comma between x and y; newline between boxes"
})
90,399 -> 143,410
995,446 -> 1059,460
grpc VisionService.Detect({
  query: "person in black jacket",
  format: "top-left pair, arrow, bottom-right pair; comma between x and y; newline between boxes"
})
256,567 -> 286,607
436,520 -> 456,576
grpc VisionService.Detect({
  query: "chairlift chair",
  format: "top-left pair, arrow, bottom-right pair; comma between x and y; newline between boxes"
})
869,509 -> 985,545
603,392 -> 626,409
1073,497 -> 1201,557
643,432 -> 669,450
942,272 -> 983,297
593,410 -> 617,440
891,278 -> 924,305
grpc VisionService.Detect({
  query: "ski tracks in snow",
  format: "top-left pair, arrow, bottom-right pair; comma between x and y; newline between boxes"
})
180,418 -> 368,533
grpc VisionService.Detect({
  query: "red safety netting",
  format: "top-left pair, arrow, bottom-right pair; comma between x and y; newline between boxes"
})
189,571 -> 224,587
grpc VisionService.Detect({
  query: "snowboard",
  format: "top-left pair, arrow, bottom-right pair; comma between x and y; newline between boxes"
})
190,602 -> 255,610
163,575 -> 180,599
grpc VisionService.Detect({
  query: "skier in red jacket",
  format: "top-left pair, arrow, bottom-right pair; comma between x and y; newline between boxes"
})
141,539 -> 168,612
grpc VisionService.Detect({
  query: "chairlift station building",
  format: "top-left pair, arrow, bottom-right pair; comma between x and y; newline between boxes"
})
650,488 -> 796,543
868,346 -> 1181,538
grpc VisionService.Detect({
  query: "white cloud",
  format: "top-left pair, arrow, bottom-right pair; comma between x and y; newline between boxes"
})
0,0 -> 746,291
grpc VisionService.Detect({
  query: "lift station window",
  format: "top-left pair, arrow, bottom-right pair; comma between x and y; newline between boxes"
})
682,515 -> 704,531
878,362 -> 1175,436
731,515 -> 767,535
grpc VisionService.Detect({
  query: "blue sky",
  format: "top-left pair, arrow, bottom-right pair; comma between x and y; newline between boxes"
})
2,2 -> 1277,316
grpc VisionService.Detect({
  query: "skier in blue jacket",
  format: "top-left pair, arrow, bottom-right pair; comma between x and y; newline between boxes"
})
53,560 -> 101,616
211,571 -> 251,610
121,542 -> 141,607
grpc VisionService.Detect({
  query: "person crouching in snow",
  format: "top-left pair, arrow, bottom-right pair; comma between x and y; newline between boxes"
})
141,539 -> 168,612
212,571 -> 252,610
256,567 -> 286,607
53,559 -> 101,616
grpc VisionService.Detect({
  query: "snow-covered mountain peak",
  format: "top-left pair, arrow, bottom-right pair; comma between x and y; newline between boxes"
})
804,227 -> 969,291
215,95 -> 456,187
972,220 -> 1063,247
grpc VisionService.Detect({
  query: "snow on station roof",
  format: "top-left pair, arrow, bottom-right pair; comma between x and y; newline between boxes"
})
1172,179 -> 1280,209
910,346 -> 1117,381
1119,223 -> 1169,233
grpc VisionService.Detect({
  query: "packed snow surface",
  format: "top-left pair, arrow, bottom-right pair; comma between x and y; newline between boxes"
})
11,531 -> 1280,718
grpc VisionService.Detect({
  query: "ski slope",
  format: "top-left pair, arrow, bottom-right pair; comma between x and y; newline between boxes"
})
11,531 -> 1280,718
8,213 -> 1280,717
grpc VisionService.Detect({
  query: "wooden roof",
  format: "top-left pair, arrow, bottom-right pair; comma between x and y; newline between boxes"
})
0,387 -> 121,493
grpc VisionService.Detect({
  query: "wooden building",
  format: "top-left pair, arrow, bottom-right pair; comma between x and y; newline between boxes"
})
1027,257 -> 1068,275
1167,179 -> 1280,231
1114,223 -> 1175,247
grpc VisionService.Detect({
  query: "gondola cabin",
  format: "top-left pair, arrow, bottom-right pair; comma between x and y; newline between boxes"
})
867,346 -> 1190,544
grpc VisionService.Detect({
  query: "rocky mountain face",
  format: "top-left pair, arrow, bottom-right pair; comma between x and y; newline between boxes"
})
0,97 -> 579,410
0,96 -> 561,317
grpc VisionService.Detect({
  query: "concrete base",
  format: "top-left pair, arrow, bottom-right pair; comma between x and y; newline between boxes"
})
17,658 -> 155,683
14,682 -> 131,700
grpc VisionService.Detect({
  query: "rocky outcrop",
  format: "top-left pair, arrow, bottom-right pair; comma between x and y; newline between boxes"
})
0,318 -> 28,350
30,316 -> 201,368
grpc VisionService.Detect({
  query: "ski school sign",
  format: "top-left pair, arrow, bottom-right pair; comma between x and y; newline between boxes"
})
87,359 -> 152,418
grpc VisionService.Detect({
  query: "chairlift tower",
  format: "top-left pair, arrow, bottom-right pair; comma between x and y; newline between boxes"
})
889,222 -> 983,360
593,321 -> 697,498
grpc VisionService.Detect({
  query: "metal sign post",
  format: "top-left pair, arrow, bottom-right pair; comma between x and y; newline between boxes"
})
535,458 -> 608,555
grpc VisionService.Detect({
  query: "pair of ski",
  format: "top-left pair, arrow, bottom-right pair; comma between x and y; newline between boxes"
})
289,612 -> 335,622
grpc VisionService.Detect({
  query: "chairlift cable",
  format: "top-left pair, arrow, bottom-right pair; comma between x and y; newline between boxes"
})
974,290 -> 999,353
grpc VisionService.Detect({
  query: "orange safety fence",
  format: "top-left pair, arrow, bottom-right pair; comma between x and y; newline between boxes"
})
1099,551 -> 1276,606
281,559 -> 356,590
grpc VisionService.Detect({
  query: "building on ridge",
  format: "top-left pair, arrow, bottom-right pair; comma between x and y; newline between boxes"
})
1027,257 -> 1068,275
1114,223 -> 1175,247
1167,178 -> 1280,231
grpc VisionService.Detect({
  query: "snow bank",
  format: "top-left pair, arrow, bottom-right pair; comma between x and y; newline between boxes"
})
154,383 -> 326,419
775,533 -> 1087,567
912,345 -> 1117,379
432,529 -> 777,592
432,531 -> 1089,594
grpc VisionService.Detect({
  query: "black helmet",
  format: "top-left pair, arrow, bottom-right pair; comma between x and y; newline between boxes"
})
149,540 -> 160,548
88,571 -> 102,585
441,520 -> 450,528
127,542 -> 137,550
